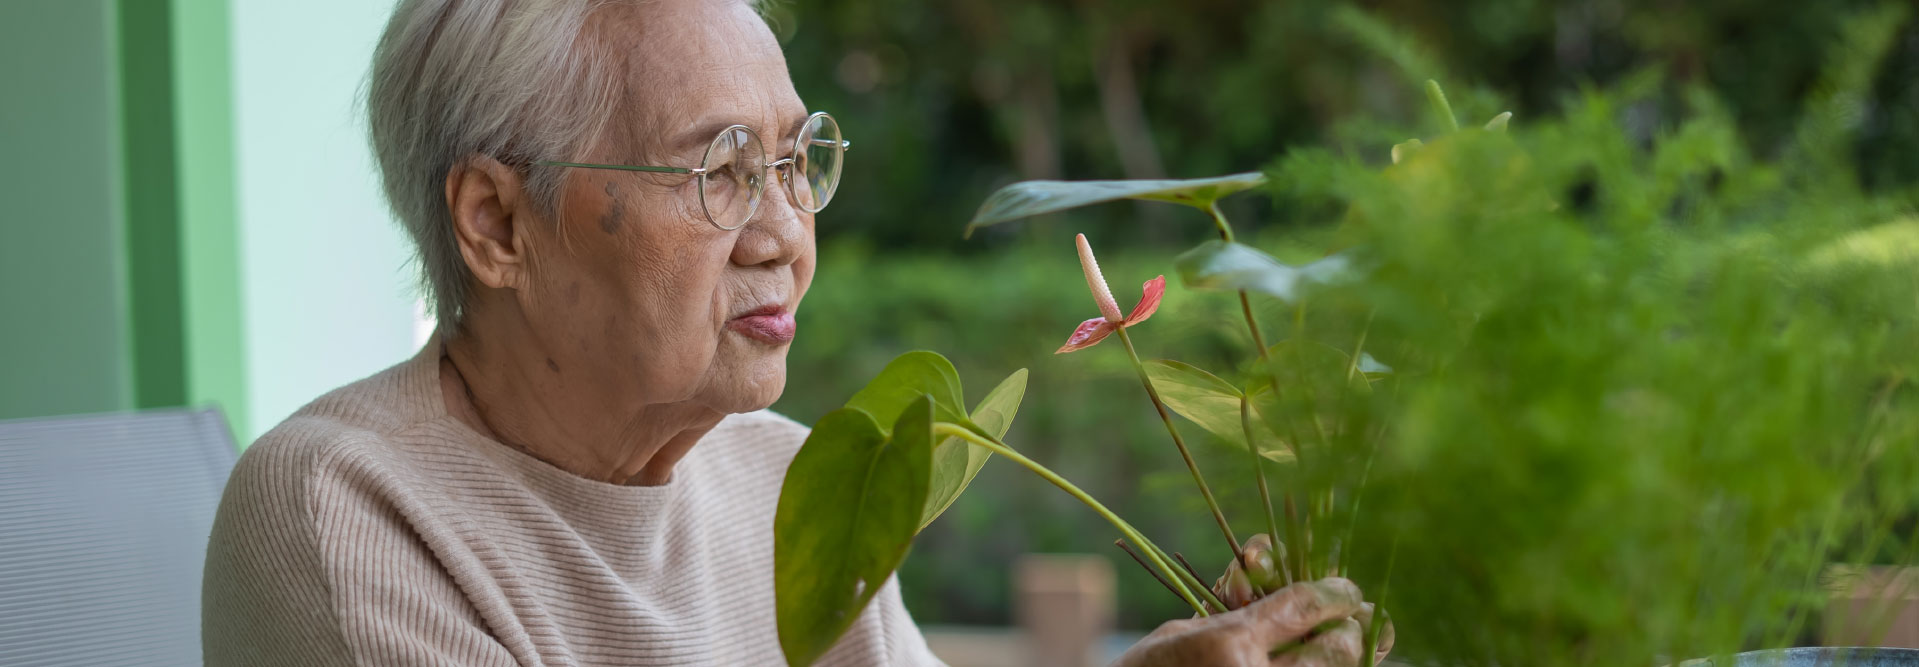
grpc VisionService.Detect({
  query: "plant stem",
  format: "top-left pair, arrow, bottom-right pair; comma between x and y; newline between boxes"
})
1113,325 -> 1241,561
1285,494 -> 1307,583
1345,310 -> 1374,382
1303,507 -> 1315,580
1115,539 -> 1183,604
1242,397 -> 1282,550
1363,608 -> 1392,667
1207,204 -> 1272,361
1172,552 -> 1207,591
1362,533 -> 1401,667
1425,79 -> 1459,132
1143,538 -> 1229,612
1275,544 -> 1294,587
1209,202 -> 1283,583
1206,202 -> 1237,243
931,422 -> 1214,615
1240,292 -> 1270,353
1339,424 -> 1383,580
1277,411 -> 1314,583
1326,538 -> 1342,578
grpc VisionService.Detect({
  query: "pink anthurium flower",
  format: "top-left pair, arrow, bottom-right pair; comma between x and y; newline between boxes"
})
1057,233 -> 1165,354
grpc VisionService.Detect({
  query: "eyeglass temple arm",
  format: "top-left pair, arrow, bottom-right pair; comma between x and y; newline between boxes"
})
536,161 -> 697,174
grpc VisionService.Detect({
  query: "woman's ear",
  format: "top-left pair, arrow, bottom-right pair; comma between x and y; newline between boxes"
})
446,155 -> 535,290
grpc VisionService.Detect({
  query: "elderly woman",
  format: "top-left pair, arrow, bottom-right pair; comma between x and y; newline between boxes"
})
201,0 -> 1387,665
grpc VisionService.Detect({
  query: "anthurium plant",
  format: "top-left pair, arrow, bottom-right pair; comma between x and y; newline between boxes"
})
775,22 -> 1919,663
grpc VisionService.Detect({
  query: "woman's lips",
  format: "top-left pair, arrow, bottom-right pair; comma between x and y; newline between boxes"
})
727,309 -> 796,343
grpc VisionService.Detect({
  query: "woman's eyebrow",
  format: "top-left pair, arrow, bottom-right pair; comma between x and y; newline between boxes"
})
672,118 -> 739,154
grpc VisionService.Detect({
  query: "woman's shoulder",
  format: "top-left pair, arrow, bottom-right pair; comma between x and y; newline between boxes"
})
233,414 -> 399,489
222,357 -> 446,515
217,419 -> 418,546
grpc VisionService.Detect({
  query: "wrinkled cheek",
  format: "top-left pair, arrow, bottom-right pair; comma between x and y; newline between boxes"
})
640,326 -> 719,403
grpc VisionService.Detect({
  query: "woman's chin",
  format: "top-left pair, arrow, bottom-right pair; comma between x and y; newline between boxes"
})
705,353 -> 788,414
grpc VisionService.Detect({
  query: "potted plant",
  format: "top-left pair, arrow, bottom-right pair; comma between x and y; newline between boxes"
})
772,17 -> 1919,663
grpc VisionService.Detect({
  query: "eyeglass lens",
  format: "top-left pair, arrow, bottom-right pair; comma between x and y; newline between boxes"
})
792,114 -> 843,213
697,115 -> 845,229
699,126 -> 767,230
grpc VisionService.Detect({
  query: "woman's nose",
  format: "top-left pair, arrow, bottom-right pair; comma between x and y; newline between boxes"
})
731,173 -> 808,268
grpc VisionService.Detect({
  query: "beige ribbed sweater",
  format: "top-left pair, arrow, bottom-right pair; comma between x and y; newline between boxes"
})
202,341 -> 940,666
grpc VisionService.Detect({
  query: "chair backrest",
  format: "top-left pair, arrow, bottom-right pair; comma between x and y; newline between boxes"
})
0,408 -> 238,667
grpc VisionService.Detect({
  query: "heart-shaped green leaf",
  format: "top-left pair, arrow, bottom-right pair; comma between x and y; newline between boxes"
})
844,351 -> 968,432
1175,240 -> 1352,303
964,172 -> 1267,237
775,399 -> 936,667
1144,359 -> 1294,463
918,368 -> 1028,531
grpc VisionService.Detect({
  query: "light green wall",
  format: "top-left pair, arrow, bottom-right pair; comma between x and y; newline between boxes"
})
0,0 -> 426,438
0,0 -> 135,419
176,0 -> 249,435
229,0 -> 423,442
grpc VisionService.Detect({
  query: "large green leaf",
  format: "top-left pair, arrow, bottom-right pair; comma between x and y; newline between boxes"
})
844,351 -> 968,432
964,172 -> 1267,237
1175,240 -> 1352,303
1144,359 -> 1294,463
775,399 -> 936,667
918,368 -> 1028,531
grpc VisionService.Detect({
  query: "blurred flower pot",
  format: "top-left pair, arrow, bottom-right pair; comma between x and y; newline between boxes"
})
1015,554 -> 1114,667
1825,566 -> 1919,648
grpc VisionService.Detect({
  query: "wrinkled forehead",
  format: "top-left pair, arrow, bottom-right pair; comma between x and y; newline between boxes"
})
589,0 -> 804,157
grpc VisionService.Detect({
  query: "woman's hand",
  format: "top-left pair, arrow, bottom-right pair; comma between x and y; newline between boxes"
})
1110,578 -> 1394,667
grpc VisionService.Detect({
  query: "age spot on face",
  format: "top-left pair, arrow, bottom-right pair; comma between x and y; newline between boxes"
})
599,181 -> 624,235
545,358 -> 560,373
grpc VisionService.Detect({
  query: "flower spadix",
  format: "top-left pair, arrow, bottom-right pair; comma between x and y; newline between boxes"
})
1058,233 -> 1165,354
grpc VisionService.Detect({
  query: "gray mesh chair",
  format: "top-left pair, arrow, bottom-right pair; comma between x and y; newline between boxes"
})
0,408 -> 238,666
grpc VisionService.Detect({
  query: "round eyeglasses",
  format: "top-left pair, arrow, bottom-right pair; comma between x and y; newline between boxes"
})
539,111 -> 848,231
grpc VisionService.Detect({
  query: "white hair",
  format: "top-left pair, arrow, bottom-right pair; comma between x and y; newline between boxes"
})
371,0 -> 773,329
368,0 -> 628,329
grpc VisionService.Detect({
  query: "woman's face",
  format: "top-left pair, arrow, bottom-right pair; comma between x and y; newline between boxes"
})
518,0 -> 815,415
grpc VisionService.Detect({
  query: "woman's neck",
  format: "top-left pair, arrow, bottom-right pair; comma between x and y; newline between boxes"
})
439,331 -> 723,486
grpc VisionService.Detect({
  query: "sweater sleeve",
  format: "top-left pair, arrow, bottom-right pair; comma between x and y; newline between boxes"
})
202,424 -> 518,667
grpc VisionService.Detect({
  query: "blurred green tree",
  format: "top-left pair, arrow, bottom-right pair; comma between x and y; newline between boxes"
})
770,0 -> 1919,629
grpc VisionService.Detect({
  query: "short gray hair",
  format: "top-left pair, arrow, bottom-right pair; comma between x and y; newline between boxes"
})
367,0 -> 625,329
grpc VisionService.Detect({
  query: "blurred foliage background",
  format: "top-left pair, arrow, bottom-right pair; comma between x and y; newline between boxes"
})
766,0 -> 1919,630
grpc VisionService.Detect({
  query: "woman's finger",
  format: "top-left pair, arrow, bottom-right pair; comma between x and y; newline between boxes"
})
1269,618 -> 1365,667
1243,578 -> 1364,648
